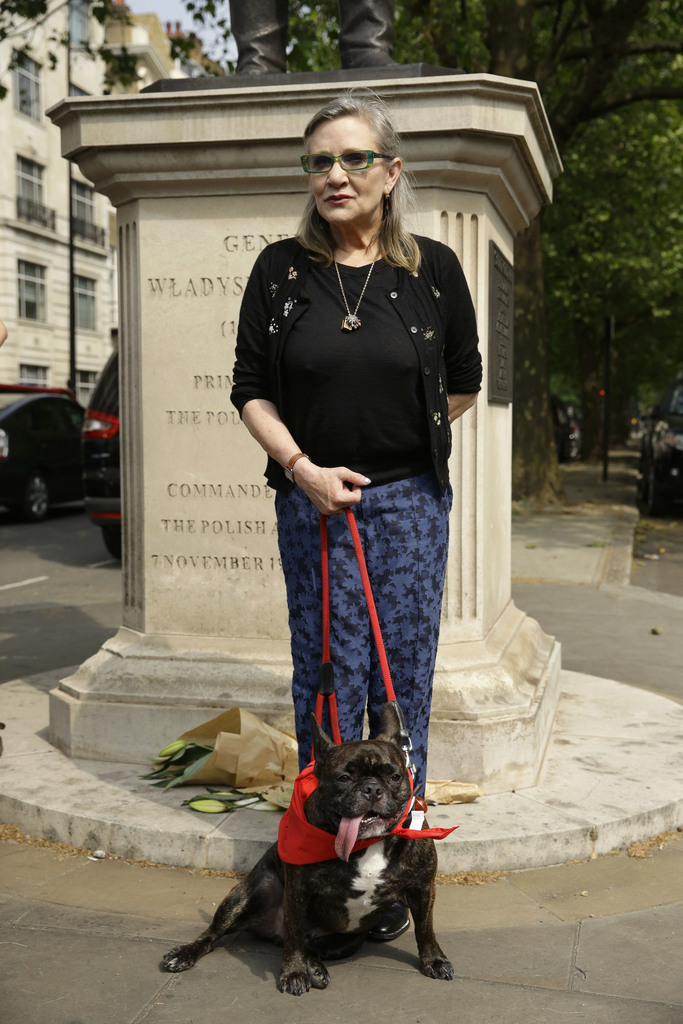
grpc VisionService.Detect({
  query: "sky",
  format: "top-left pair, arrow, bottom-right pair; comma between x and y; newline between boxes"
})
124,0 -> 234,62
125,0 -> 195,34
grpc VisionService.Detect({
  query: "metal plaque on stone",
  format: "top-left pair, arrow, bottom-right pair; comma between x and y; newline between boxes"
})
488,241 -> 514,404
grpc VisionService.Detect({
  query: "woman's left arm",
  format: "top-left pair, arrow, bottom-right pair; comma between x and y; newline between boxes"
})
448,392 -> 478,423
431,241 -> 482,400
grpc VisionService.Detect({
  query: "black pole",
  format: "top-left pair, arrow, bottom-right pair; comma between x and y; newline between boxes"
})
67,2 -> 76,395
602,315 -> 614,483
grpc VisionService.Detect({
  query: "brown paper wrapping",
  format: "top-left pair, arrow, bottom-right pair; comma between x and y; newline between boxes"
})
425,780 -> 484,804
178,708 -> 299,790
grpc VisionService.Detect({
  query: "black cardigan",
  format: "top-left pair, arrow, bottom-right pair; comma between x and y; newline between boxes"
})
230,235 -> 482,495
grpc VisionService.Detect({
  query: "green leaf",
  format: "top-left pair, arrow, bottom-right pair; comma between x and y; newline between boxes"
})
161,750 -> 214,790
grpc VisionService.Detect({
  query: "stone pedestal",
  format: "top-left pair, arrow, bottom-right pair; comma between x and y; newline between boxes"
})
48,72 -> 562,792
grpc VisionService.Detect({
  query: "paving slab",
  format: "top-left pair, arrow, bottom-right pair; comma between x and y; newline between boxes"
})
1,828 -> 682,1024
0,924 -> 168,1024
502,841 -> 683,921
575,903 -> 683,1005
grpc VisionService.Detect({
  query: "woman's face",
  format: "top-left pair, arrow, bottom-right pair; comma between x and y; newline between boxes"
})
305,114 -> 401,242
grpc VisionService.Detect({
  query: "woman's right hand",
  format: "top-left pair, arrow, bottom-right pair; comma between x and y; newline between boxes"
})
291,459 -> 371,516
239,400 -> 370,515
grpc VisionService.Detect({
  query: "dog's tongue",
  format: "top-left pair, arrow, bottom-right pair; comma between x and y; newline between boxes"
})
335,815 -> 365,861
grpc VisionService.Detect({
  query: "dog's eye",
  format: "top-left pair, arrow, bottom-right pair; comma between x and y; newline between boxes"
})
337,773 -> 351,784
392,773 -> 402,782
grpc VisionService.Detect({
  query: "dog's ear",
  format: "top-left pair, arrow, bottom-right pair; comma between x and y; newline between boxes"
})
310,713 -> 336,765
374,701 -> 405,750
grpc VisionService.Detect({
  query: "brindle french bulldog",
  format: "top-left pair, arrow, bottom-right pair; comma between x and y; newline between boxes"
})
162,703 -> 453,995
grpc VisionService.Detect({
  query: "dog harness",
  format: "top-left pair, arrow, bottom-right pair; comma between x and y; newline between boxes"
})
277,509 -> 458,865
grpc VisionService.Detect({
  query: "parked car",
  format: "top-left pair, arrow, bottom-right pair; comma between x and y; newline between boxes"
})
639,375 -> 683,515
82,351 -> 121,558
550,395 -> 581,462
0,385 -> 84,521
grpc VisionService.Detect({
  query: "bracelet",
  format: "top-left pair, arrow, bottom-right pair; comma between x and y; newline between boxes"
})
284,452 -> 310,483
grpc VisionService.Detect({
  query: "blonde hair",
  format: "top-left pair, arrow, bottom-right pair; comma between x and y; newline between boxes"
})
296,90 -> 420,273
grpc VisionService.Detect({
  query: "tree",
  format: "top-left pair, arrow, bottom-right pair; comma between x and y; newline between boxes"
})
392,0 -> 682,495
545,99 -> 683,454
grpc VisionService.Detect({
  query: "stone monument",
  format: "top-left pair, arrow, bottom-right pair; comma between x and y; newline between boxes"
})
48,69 -> 562,792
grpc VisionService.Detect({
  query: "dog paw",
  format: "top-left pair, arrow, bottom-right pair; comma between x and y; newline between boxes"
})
307,960 -> 330,990
421,956 -> 454,981
278,969 -> 311,996
161,946 -> 197,973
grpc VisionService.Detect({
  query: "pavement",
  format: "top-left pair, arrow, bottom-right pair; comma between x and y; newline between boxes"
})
1,447 -> 683,1022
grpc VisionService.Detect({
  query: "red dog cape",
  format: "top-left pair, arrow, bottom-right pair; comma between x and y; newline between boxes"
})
278,763 -> 458,866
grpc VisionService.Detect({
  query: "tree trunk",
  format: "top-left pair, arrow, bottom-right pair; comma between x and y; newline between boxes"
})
511,215 -> 563,501
485,0 -> 562,502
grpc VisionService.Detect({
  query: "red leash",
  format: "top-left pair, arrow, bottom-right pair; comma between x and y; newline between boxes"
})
315,509 -> 413,771
278,508 -> 458,866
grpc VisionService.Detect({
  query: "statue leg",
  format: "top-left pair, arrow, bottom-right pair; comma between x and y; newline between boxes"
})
230,0 -> 288,75
338,0 -> 398,69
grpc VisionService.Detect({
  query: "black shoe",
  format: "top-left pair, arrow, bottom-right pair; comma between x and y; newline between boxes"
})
307,932 -> 366,961
367,901 -> 410,942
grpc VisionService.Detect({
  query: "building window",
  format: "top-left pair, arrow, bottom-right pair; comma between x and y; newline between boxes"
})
75,274 -> 97,330
13,51 -> 41,121
18,260 -> 47,321
69,83 -> 89,97
17,156 -> 44,203
72,181 -> 105,246
16,156 -> 56,231
19,364 -> 49,387
69,0 -> 90,48
72,180 -> 95,223
76,369 -> 98,406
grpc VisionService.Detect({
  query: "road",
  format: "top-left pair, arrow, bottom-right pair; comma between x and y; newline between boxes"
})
0,507 -> 121,685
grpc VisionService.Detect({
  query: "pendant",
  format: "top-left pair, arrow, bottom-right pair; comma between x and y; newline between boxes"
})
341,314 -> 361,332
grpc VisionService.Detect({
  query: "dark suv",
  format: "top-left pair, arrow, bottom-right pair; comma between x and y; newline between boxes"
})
82,351 -> 121,557
639,374 -> 683,515
0,385 -> 84,521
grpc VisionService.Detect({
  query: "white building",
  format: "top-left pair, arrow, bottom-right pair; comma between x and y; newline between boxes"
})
0,1 -> 194,406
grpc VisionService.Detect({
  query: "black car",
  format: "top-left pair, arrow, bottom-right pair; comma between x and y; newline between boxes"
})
639,375 -> 683,515
82,351 -> 121,558
0,385 -> 84,521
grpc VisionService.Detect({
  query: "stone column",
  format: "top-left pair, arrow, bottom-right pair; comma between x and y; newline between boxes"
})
47,72 -> 562,791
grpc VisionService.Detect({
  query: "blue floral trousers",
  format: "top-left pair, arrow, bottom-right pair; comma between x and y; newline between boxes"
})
275,472 -> 452,793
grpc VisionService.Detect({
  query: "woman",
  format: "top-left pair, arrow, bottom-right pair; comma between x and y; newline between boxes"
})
231,89 -> 481,805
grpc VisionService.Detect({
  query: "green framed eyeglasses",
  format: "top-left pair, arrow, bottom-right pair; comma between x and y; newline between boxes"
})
300,150 -> 391,174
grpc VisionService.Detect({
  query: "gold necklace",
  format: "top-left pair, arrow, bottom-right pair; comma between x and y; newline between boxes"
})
334,258 -> 376,332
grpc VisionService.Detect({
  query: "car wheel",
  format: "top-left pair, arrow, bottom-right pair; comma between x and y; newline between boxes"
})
646,465 -> 670,517
101,526 -> 122,560
21,472 -> 49,522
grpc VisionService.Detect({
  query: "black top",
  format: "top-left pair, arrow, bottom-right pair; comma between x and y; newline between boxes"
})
282,259 -> 430,484
230,236 -> 482,495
